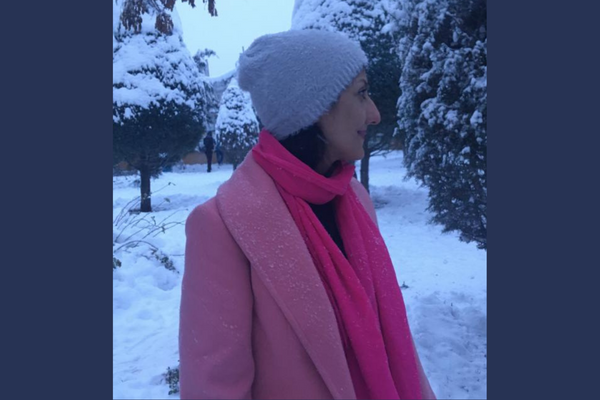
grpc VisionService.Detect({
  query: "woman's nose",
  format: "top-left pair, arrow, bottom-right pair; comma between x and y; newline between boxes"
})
368,98 -> 381,126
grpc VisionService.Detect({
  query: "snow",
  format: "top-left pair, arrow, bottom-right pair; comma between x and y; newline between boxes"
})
206,69 -> 236,84
113,31 -> 203,112
291,0 -> 391,44
113,2 -> 208,123
470,110 -> 483,126
113,152 -> 487,399
215,78 -> 258,132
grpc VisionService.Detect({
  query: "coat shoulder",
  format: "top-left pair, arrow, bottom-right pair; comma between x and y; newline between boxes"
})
185,197 -> 222,236
185,196 -> 248,263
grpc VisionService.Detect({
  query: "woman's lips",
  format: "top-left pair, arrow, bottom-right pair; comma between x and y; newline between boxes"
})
357,130 -> 367,138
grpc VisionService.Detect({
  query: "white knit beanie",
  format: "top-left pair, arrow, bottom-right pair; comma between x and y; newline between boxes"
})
237,29 -> 368,141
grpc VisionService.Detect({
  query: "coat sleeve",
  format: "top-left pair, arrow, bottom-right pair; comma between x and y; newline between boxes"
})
179,201 -> 255,399
350,178 -> 379,227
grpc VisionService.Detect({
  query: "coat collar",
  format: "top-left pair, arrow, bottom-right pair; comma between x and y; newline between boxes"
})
216,153 -> 356,400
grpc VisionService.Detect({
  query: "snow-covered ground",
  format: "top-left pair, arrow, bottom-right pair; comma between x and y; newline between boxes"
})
113,152 -> 487,399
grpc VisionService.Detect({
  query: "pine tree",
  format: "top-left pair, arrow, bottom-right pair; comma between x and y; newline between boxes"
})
193,48 -> 217,76
192,49 -> 219,141
215,78 -> 259,170
113,0 -> 211,212
292,0 -> 402,192
397,0 -> 487,249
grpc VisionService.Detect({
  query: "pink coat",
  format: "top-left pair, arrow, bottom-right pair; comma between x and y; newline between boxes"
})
179,154 -> 435,399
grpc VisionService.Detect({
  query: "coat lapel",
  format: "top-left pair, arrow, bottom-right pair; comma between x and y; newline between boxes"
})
216,154 -> 356,400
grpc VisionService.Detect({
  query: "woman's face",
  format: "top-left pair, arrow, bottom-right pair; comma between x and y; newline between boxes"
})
317,70 -> 381,166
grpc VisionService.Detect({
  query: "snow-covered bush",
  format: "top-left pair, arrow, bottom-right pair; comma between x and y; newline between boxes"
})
215,78 -> 259,170
113,0 -> 212,212
192,49 -> 220,141
397,0 -> 487,249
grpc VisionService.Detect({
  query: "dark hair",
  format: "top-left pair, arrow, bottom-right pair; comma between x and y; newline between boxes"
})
278,123 -> 328,171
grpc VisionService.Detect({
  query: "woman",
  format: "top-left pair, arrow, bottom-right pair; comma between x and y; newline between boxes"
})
179,29 -> 436,400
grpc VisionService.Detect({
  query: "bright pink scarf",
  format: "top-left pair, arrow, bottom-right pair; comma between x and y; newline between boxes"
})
252,130 -> 425,400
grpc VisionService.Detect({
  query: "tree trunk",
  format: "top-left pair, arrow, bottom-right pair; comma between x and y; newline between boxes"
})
140,168 -> 152,212
360,136 -> 371,193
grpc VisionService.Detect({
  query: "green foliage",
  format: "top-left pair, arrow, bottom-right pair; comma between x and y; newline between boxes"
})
163,365 -> 180,395
114,3 -> 213,211
397,0 -> 487,249
193,48 -> 218,78
215,79 -> 259,169
113,99 -> 205,179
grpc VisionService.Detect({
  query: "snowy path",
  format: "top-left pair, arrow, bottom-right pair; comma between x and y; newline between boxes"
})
113,153 -> 487,399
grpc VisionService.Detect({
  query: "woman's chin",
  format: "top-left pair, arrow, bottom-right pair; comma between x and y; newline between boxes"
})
344,150 -> 364,163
